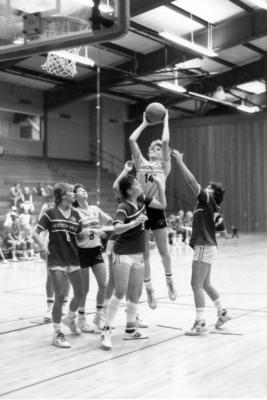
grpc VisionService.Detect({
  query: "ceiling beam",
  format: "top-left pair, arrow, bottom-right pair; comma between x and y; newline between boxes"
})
228,0 -> 254,12
130,0 -> 172,17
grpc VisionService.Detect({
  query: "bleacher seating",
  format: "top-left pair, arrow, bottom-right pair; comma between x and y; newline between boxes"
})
0,155 -> 117,228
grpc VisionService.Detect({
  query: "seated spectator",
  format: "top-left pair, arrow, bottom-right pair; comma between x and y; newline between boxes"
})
4,206 -> 18,229
32,182 -> 46,197
20,221 -> 35,260
3,215 -> 28,261
175,209 -> 186,243
20,186 -> 35,213
9,183 -> 23,208
20,206 -> 31,226
0,235 -> 9,264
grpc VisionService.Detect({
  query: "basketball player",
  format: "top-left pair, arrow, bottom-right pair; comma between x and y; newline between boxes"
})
100,173 -> 166,350
73,183 -> 113,332
172,149 -> 231,335
38,191 -> 70,322
129,110 -> 177,309
34,182 -> 84,348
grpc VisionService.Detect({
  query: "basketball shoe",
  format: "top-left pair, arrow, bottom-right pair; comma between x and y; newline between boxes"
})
100,328 -> 112,350
123,330 -> 149,340
166,279 -> 177,301
215,309 -> 231,329
52,331 -> 71,348
185,320 -> 209,336
78,317 -> 97,333
146,287 -> 157,309
43,302 -> 53,322
62,316 -> 81,335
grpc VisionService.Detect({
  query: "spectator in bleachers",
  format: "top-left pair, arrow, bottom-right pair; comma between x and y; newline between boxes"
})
175,209 -> 186,243
9,183 -> 23,208
3,206 -> 18,229
20,206 -> 31,226
0,235 -> 9,264
32,182 -> 46,197
3,215 -> 28,261
21,186 -> 35,213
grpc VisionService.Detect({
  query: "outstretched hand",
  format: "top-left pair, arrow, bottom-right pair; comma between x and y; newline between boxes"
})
171,149 -> 184,163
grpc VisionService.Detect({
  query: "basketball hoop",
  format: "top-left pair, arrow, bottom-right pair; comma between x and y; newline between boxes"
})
41,16 -> 90,78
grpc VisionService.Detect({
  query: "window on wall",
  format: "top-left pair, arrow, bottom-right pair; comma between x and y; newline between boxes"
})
0,110 -> 42,141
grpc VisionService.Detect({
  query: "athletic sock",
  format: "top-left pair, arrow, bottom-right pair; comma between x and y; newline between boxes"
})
165,273 -> 173,282
78,307 -> 85,319
196,307 -> 205,321
105,295 -> 121,326
144,278 -> 152,289
53,323 -> 61,333
214,298 -> 223,313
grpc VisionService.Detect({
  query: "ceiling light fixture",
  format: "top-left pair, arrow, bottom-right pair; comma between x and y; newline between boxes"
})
157,81 -> 187,93
248,0 -> 267,10
189,91 -> 260,113
159,31 -> 217,57
236,104 -> 260,113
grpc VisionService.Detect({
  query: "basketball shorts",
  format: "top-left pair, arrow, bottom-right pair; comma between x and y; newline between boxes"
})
115,253 -> 144,270
48,265 -> 80,274
145,207 -> 167,230
193,245 -> 217,264
78,246 -> 104,268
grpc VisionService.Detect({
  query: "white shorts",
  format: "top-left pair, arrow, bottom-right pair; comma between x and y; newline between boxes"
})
49,265 -> 81,274
193,245 -> 217,264
115,253 -> 144,270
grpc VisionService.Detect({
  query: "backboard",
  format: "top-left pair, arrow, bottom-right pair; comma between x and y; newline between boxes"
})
0,0 -> 129,61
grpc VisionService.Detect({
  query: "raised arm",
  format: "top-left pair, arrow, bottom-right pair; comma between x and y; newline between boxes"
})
161,110 -> 170,161
112,160 -> 134,198
129,114 -> 150,160
171,149 -> 200,195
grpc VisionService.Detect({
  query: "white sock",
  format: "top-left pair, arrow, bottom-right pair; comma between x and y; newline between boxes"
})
214,298 -> 223,313
54,323 -> 61,332
67,310 -> 76,319
196,307 -> 205,321
126,301 -> 138,325
105,295 -> 121,327
144,279 -> 152,289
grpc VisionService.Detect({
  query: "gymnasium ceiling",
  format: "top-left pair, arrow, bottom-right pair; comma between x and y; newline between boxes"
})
0,0 -> 267,120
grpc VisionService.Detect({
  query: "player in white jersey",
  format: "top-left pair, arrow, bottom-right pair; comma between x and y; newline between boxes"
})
129,110 -> 177,309
73,184 -> 113,332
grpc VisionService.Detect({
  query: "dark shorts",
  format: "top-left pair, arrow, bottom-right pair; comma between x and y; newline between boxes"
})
77,246 -> 104,268
145,207 -> 167,231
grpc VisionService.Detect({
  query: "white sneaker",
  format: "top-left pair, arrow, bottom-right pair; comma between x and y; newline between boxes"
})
62,316 -> 82,335
78,318 -> 97,333
52,331 -> 71,348
146,287 -> 157,309
124,330 -> 149,340
135,315 -> 148,329
43,306 -> 53,322
1,259 -> 9,264
100,329 -> 112,350
185,320 -> 209,336
215,309 -> 231,329
166,279 -> 177,301
93,313 -> 105,330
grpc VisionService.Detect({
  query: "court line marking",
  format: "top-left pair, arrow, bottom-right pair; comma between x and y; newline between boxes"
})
0,331 -> 185,397
0,305 -> 265,396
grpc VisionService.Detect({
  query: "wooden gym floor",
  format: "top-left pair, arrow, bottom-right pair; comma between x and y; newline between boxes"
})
0,233 -> 267,399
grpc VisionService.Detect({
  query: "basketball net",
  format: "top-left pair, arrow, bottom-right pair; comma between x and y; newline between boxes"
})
42,48 -> 80,78
41,17 -> 90,78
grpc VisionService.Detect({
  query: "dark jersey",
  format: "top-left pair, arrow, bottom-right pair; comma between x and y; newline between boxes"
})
37,207 -> 82,267
189,187 -> 223,249
114,195 -> 151,255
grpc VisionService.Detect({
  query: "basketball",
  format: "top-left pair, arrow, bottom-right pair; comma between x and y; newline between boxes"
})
145,102 -> 166,124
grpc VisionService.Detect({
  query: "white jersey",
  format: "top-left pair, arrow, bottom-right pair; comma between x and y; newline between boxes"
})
76,205 -> 111,248
133,151 -> 171,204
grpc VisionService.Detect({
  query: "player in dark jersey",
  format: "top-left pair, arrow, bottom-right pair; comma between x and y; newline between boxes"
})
129,110 -> 177,310
172,149 -> 231,335
34,182 -> 84,348
100,173 -> 166,350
